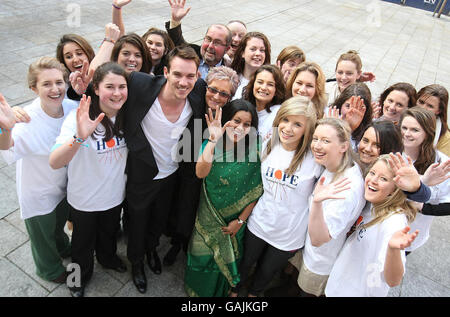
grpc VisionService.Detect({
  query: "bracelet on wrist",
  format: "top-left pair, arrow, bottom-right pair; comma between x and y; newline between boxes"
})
237,217 -> 246,225
112,3 -> 121,10
102,37 -> 116,45
208,138 -> 217,143
70,135 -> 89,148
0,127 -> 12,134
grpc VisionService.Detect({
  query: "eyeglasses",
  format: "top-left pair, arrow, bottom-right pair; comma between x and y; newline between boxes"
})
207,86 -> 231,98
203,36 -> 227,47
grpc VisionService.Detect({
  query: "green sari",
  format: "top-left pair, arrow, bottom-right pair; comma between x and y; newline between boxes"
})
185,140 -> 263,297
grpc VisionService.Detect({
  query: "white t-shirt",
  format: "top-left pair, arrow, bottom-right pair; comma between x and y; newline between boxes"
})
232,75 -> 249,100
141,98 -> 192,179
325,81 -> 340,107
405,151 -> 450,252
257,105 -> 281,139
54,110 -> 128,211
248,143 -> 323,251
1,98 -> 77,220
325,204 -> 408,297
303,164 -> 365,275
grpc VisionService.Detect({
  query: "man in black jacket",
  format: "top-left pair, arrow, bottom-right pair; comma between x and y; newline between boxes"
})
123,46 -> 206,293
166,0 -> 231,79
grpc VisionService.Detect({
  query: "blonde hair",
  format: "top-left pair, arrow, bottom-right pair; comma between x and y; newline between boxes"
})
336,50 -> 362,73
27,56 -> 68,89
263,96 -> 317,175
363,154 -> 417,229
315,117 -> 357,182
285,61 -> 327,119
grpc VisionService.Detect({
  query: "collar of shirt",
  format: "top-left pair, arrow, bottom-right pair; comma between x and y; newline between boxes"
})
199,59 -> 223,79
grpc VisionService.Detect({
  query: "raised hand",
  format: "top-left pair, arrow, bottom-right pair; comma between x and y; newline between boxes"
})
388,152 -> 421,192
69,60 -> 94,95
360,71 -> 376,83
371,101 -> 381,119
388,226 -> 419,250
422,159 -> 450,187
205,106 -> 230,142
105,23 -> 121,42
327,106 -> 341,119
113,0 -> 132,8
12,106 -> 31,123
344,96 -> 365,131
168,0 -> 191,23
0,93 -> 16,130
76,95 -> 105,140
312,176 -> 351,203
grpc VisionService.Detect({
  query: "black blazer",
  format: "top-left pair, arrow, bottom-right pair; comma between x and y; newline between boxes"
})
165,21 -> 202,60
123,71 -> 206,182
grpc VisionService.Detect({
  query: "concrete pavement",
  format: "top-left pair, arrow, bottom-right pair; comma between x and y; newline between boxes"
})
0,0 -> 449,297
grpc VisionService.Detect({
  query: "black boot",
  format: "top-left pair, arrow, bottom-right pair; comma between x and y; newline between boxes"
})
131,262 -> 147,294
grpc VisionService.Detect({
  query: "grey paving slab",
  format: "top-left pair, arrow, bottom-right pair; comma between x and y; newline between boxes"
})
0,0 -> 449,297
0,256 -> 48,297
0,175 -> 19,219
0,219 -> 28,257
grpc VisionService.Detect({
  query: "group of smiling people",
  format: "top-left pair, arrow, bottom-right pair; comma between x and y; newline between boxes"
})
0,0 -> 449,298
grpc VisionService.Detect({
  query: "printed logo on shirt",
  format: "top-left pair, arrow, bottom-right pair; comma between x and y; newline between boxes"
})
356,217 -> 366,241
264,166 -> 299,189
96,136 -> 127,163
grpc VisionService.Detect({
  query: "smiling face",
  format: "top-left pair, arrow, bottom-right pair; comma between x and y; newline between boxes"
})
292,70 -> 316,100
62,42 -> 90,73
145,34 -> 166,65
358,127 -> 380,165
31,68 -> 66,111
400,115 -> 426,151
417,94 -> 440,116
200,25 -> 229,67
382,90 -> 409,123
335,60 -> 360,92
242,37 -> 266,71
278,115 -> 307,151
280,58 -> 303,82
225,110 -> 252,143
117,43 -> 143,73
226,22 -> 247,58
364,160 -> 396,204
205,79 -> 232,110
253,70 -> 276,110
94,72 -> 128,117
164,56 -> 198,101
311,124 -> 348,172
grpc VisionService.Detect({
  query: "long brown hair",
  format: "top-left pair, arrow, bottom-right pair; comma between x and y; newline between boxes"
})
400,107 -> 436,175
90,62 -> 128,141
230,32 -> 271,75
417,84 -> 449,139
263,96 -> 317,175
56,34 -> 95,71
363,155 -> 417,229
243,64 -> 285,113
285,61 -> 327,119
111,33 -> 152,74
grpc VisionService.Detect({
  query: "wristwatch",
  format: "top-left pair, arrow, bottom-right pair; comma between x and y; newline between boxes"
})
237,217 -> 246,224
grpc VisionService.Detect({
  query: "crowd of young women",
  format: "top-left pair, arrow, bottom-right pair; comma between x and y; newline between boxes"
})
0,0 -> 449,298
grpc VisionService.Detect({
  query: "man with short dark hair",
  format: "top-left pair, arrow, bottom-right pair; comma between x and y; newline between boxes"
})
123,45 -> 206,293
166,0 -> 231,79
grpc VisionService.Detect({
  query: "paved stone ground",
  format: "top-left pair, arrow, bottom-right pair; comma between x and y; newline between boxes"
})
0,0 -> 449,297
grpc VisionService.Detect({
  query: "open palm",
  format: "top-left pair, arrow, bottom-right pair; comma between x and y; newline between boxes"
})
76,95 -> 105,140
169,0 -> 191,22
0,93 -> 16,130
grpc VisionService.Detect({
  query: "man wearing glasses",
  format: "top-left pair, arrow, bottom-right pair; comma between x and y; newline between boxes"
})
166,0 -> 232,79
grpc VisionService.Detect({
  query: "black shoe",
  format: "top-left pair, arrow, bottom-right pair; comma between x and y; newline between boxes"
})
147,250 -> 162,274
69,285 -> 85,297
163,244 -> 181,266
131,262 -> 147,294
102,258 -> 127,273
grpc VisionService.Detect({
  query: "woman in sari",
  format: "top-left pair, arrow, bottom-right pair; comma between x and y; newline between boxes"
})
184,99 -> 263,297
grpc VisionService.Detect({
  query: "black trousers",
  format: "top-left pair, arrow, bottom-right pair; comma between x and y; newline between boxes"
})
235,228 -> 297,296
70,204 -> 122,286
126,172 -> 176,265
